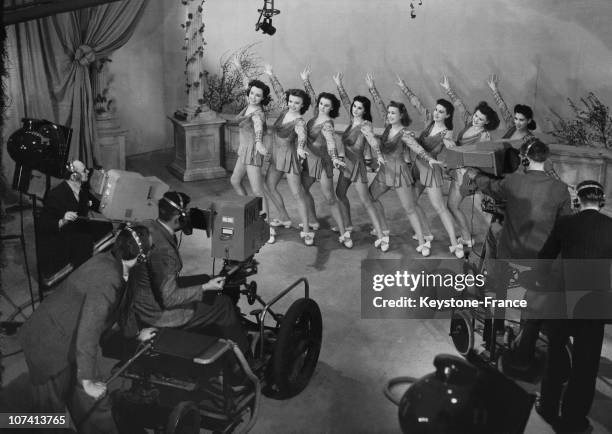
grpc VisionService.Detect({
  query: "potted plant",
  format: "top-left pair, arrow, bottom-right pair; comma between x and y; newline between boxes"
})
547,93 -> 612,208
548,92 -> 612,149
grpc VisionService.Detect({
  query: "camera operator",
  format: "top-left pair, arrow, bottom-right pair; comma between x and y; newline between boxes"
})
536,180 -> 612,433
19,225 -> 153,434
466,138 -> 572,369
38,160 -> 113,278
131,191 -> 250,356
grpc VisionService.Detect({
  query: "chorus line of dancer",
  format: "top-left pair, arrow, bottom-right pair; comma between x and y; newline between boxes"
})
332,72 -> 388,251
440,74 -> 500,247
365,73 -> 445,256
230,57 -> 271,220
259,64 -> 313,245
261,65 -> 353,248
298,66 -> 353,248
394,75 -> 465,258
229,64 -> 552,256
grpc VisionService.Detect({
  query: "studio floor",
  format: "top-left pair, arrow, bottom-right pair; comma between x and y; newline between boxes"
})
1,149 -> 611,433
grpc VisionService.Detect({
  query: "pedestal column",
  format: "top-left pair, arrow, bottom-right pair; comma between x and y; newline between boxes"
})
167,114 -> 227,181
92,55 -> 126,169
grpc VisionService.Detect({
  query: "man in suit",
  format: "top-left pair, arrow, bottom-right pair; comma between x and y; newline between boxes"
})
19,225 -> 155,434
131,191 -> 250,356
466,138 -> 572,365
536,180 -> 612,433
38,160 -> 113,277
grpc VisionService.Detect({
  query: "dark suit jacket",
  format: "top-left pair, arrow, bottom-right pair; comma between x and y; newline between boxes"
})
19,252 -> 126,384
38,181 -> 111,276
538,210 -> 612,320
474,170 -> 572,259
131,220 -> 205,327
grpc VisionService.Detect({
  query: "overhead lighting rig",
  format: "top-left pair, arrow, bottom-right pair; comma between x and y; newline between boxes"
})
255,0 -> 280,36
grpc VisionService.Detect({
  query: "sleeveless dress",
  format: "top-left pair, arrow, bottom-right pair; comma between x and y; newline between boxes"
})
304,119 -> 335,180
412,123 -> 446,187
236,107 -> 266,167
341,123 -> 368,184
269,109 -> 303,175
373,126 -> 415,188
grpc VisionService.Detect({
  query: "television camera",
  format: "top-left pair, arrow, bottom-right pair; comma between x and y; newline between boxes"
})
103,195 -> 322,433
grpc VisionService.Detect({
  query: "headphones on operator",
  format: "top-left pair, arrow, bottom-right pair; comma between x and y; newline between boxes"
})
123,224 -> 148,264
521,137 -> 537,167
162,193 -> 188,226
573,181 -> 606,209
66,159 -> 82,181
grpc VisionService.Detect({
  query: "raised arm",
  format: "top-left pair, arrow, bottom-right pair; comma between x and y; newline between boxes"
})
300,66 -> 318,117
402,129 -> 442,167
333,72 -> 352,116
396,74 -> 432,124
365,73 -> 388,124
487,74 -> 513,128
440,75 -> 472,127
264,64 -> 286,103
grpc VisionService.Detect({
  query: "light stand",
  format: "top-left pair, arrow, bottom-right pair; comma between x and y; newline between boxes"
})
1,119 -> 72,335
255,0 -> 280,35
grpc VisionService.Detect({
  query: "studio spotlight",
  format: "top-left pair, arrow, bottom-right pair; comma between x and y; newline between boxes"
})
257,18 -> 276,35
255,0 -> 280,36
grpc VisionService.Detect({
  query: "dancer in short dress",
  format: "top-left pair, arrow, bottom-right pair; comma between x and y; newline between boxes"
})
299,67 -> 352,248
230,57 -> 271,219
263,65 -> 314,245
332,72 -> 388,251
440,75 -> 500,248
366,74 -> 443,256
396,76 -> 464,257
486,74 -> 560,180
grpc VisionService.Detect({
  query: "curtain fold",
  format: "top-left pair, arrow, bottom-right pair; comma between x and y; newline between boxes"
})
8,0 -> 148,166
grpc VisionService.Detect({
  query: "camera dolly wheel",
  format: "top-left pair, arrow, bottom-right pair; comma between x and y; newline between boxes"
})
271,298 -> 322,399
165,401 -> 201,434
449,310 -> 474,356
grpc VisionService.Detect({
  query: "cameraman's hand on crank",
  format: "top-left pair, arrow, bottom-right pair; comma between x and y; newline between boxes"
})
203,276 -> 226,291
137,327 -> 158,343
82,379 -> 107,400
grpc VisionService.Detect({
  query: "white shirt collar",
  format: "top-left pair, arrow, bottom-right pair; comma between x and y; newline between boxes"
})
580,205 -> 600,212
157,219 -> 176,237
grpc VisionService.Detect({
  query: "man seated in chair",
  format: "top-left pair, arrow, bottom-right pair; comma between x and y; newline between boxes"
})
131,191 -> 250,357
38,160 -> 113,279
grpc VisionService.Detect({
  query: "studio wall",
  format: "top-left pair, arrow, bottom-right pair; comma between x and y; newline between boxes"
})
42,0 -> 612,157
106,0 -> 612,154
